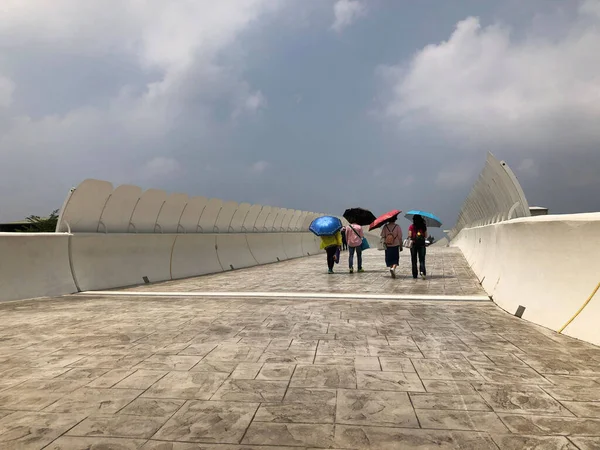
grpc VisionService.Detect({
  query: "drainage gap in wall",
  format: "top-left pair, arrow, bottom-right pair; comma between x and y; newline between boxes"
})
143,276 -> 150,284
515,305 -> 526,318
230,264 -> 235,271
276,257 -> 280,262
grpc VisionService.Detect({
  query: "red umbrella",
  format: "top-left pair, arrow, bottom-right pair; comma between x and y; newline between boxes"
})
369,209 -> 402,230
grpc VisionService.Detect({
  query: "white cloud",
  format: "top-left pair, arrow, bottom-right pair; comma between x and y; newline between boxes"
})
250,160 -> 270,173
0,1 -> 279,73
378,0 -> 600,154
331,0 -> 366,33
0,0 -> 280,220
245,91 -> 267,112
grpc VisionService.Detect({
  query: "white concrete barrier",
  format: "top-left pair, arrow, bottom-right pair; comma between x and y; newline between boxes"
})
70,234 -> 175,290
5,176 -> 340,302
0,233 -> 77,302
216,234 -> 258,270
170,234 -> 222,279
282,233 -> 305,259
246,233 -> 287,264
301,233 -> 321,256
1,230 -> 324,302
451,213 -> 600,346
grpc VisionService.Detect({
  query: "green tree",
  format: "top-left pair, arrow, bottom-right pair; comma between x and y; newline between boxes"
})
19,209 -> 60,232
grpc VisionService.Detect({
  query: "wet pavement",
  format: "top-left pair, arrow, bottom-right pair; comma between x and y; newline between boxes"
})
0,247 -> 599,449
121,248 -> 487,297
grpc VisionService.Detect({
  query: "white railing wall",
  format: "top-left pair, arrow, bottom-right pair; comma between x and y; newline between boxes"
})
448,152 -> 530,240
1,179 -> 379,302
449,156 -> 600,346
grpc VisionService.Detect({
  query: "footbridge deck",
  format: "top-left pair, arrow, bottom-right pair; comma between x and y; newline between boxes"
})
109,247 -> 488,300
1,247 -> 599,449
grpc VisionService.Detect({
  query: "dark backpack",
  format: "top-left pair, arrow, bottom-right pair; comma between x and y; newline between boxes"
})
413,227 -> 427,247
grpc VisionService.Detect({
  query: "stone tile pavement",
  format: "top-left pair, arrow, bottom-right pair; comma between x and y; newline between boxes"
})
1,247 -> 600,448
1,291 -> 600,448
123,247 -> 487,297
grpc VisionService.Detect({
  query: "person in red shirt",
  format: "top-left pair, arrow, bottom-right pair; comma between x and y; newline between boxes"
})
408,214 -> 428,279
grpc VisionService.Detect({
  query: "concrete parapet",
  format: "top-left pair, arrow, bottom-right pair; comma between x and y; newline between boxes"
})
451,213 -> 600,345
0,233 -> 77,302
0,231 -> 322,301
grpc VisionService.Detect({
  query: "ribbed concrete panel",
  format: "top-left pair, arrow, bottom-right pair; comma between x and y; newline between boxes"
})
129,189 -> 168,233
253,206 -> 271,232
263,208 -> 280,232
178,196 -> 208,233
214,201 -> 238,233
97,185 -> 142,233
198,199 -> 222,233
273,208 -> 288,232
56,179 -> 113,233
242,205 -> 263,232
449,152 -> 530,238
156,193 -> 188,233
230,203 -> 252,233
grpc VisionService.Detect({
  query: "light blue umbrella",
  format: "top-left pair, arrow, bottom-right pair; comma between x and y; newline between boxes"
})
309,216 -> 343,236
404,210 -> 443,228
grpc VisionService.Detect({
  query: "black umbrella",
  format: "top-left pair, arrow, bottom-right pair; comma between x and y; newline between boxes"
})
343,207 -> 377,226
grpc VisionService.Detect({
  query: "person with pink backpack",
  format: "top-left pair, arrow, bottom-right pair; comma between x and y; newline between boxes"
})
345,223 -> 365,273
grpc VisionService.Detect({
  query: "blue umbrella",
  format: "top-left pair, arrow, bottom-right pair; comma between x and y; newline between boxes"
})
404,210 -> 443,228
309,216 -> 343,236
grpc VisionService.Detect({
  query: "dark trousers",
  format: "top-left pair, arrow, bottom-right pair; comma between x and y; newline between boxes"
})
411,245 -> 426,277
342,239 -> 348,251
326,246 -> 337,270
385,245 -> 400,267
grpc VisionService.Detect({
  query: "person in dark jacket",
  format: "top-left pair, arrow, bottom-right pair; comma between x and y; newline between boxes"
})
341,227 -> 348,251
408,214 -> 428,279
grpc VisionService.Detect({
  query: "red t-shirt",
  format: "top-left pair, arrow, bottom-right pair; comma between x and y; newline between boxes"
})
408,224 -> 427,239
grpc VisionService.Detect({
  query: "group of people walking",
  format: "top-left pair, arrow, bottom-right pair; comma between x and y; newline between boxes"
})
321,222 -> 365,274
320,214 -> 429,279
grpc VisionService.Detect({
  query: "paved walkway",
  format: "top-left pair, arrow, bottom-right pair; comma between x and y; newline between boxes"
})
1,248 -> 600,449
121,248 -> 487,297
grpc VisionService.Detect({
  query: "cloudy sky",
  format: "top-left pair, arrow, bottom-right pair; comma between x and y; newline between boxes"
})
1,0 -> 599,232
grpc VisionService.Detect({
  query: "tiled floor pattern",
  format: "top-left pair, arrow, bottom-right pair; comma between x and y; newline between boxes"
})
121,247 -> 486,297
1,292 -> 600,449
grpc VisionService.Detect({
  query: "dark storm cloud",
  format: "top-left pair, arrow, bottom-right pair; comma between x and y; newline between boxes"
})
0,0 -> 598,232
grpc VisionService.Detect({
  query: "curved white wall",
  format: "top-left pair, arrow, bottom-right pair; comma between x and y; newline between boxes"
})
70,234 -> 175,290
0,230 -> 323,302
449,152 -> 530,240
0,233 -> 77,302
452,213 -> 600,346
0,178 -> 351,302
170,234 -> 221,279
